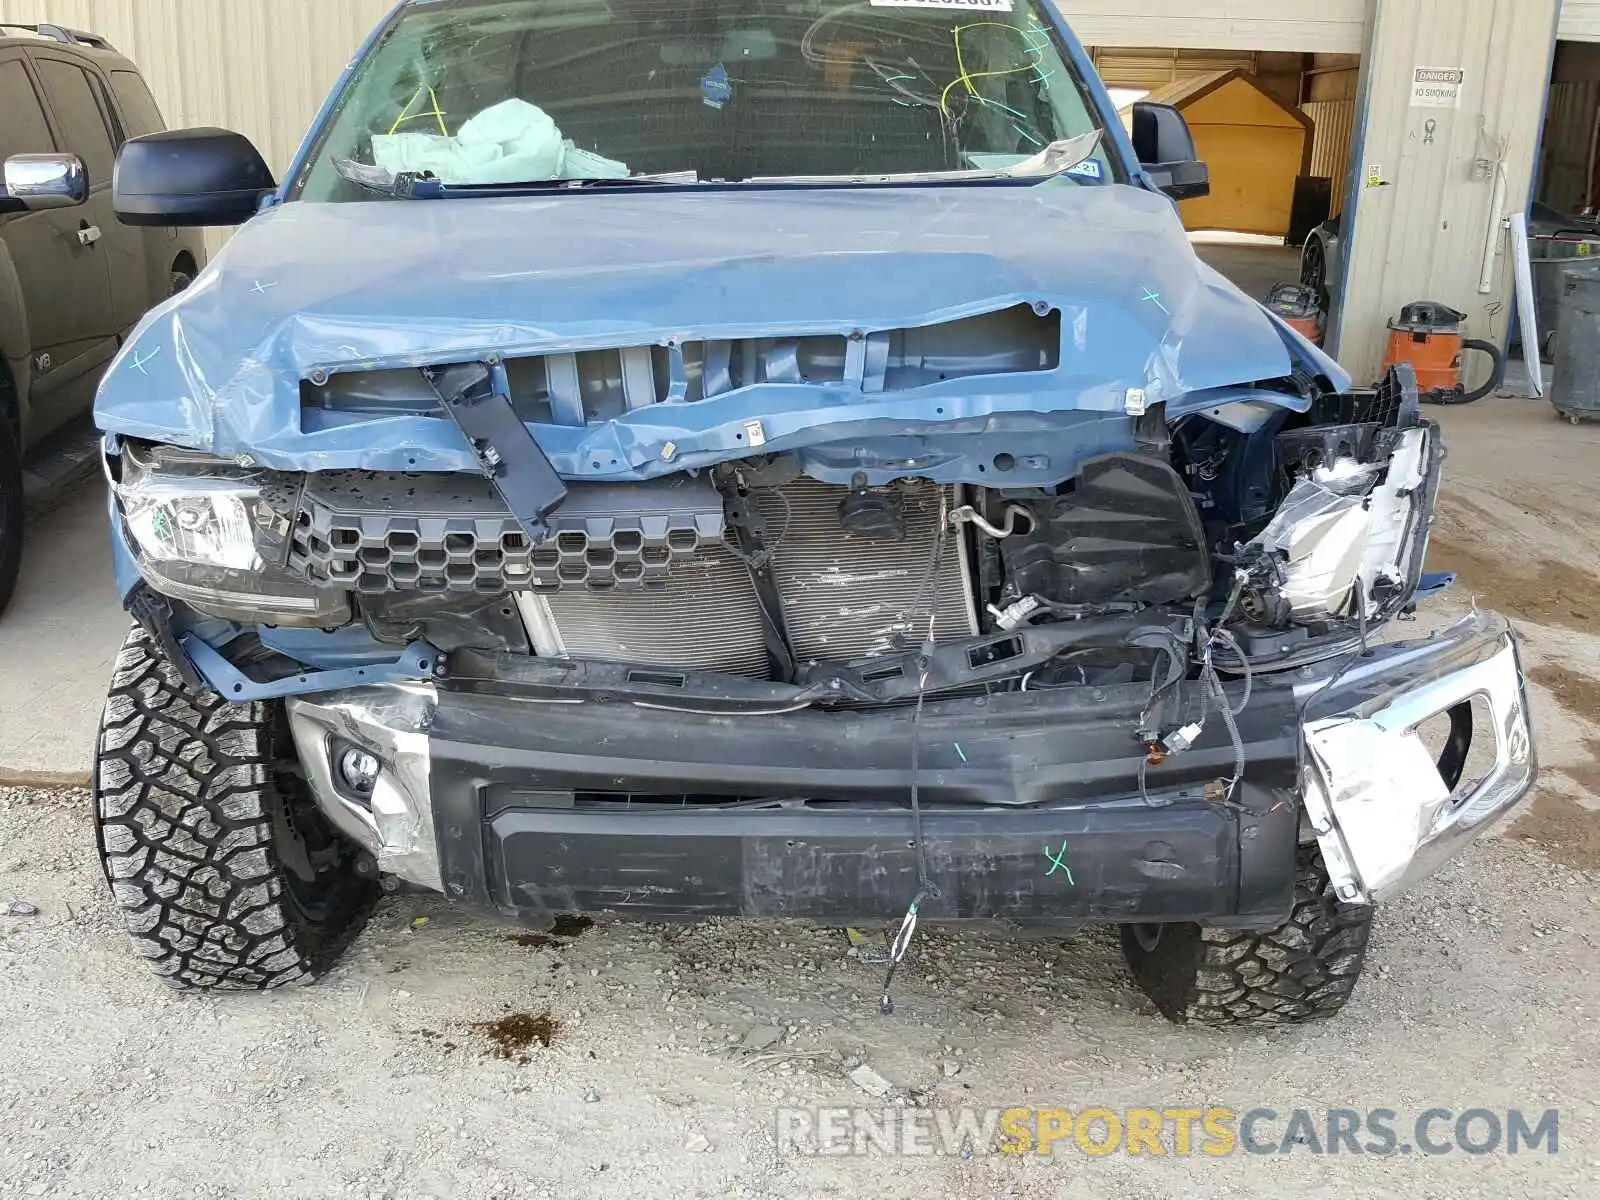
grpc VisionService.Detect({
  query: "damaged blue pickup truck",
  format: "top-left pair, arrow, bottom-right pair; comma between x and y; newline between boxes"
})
57,0 -> 1535,1024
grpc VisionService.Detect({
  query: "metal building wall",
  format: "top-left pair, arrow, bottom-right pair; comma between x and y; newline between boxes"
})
1062,0 -> 1367,52
1303,98 -> 1357,215
1561,1 -> 1600,41
1334,0 -> 1561,386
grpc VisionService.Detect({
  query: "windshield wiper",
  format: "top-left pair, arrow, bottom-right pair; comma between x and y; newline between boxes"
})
333,157 -> 443,198
743,129 -> 1105,186
333,157 -> 701,198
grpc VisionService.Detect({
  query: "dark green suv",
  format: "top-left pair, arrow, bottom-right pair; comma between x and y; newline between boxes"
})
0,22 -> 206,614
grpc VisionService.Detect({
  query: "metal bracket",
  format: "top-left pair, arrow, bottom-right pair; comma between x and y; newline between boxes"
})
126,584 -> 206,692
180,636 -> 442,702
423,362 -> 569,544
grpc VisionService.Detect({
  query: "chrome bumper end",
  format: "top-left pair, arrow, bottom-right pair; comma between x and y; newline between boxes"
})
1303,614 -> 1536,904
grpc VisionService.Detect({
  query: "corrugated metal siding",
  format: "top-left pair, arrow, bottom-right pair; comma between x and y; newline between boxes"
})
1063,1 -> 1368,52
1302,98 -> 1357,214
1336,0 -> 1561,386
1560,1 -> 1600,41
1091,48 -> 1257,89
1541,80 -> 1600,211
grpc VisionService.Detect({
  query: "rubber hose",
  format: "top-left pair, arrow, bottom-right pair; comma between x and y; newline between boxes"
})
1455,338 -> 1508,404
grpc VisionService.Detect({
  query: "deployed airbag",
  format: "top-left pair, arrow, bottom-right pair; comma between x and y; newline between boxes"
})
372,99 -> 628,183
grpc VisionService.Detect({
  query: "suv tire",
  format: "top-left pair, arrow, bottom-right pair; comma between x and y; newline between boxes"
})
1119,845 -> 1373,1026
94,625 -> 379,989
0,413 -> 23,618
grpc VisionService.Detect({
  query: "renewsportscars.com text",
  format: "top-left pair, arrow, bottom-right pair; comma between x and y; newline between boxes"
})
776,1106 -> 1560,1158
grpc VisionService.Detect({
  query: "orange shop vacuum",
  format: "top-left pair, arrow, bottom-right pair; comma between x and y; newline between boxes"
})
1381,301 -> 1506,405
1266,283 -> 1324,345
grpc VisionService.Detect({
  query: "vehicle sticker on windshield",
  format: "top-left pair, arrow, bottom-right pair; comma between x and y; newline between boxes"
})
1066,159 -> 1102,180
869,0 -> 1016,11
701,63 -> 732,110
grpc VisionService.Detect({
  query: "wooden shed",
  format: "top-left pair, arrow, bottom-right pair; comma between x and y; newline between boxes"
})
1121,70 -> 1314,238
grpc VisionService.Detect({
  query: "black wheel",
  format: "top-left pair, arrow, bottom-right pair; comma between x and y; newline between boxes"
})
0,411 -> 22,619
1300,238 -> 1330,313
1120,845 -> 1373,1026
169,268 -> 194,297
94,624 -> 379,989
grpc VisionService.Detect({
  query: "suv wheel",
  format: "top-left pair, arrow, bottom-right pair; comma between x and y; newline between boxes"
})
94,625 -> 379,989
0,413 -> 23,618
1119,845 -> 1373,1026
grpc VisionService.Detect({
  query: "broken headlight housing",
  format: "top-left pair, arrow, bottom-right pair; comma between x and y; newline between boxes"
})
114,441 -> 349,627
1241,426 -> 1433,626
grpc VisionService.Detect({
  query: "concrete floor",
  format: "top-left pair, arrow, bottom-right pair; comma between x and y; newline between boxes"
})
1191,232 -> 1302,302
0,488 -> 129,783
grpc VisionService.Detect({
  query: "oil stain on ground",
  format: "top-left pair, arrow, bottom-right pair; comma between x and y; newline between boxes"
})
473,1012 -> 561,1062
504,915 -> 595,950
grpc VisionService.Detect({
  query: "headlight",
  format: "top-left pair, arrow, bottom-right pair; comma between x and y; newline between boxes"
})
120,475 -> 265,572
114,442 -> 350,627
1248,478 -> 1373,621
1244,428 -> 1430,624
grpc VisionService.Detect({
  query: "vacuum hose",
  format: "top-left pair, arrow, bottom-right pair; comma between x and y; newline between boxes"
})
1452,338 -> 1508,404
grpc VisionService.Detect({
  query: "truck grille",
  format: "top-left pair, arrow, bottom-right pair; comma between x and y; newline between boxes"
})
286,469 -> 977,677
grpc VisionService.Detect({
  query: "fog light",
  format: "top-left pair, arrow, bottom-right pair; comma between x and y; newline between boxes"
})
337,746 -> 382,797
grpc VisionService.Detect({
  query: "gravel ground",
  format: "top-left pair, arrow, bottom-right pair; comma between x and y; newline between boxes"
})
0,786 -> 1596,1200
1,400 -> 1598,1199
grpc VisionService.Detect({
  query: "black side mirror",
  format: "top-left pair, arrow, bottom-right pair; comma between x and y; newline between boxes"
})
114,128 -> 276,227
1129,101 -> 1211,202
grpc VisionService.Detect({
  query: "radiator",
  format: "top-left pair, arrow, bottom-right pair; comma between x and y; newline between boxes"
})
528,478 -> 977,677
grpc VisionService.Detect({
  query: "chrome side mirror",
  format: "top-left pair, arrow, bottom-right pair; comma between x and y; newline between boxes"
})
2,153 -> 89,212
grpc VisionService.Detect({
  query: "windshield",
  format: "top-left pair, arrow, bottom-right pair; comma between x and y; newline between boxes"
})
292,0 -> 1115,198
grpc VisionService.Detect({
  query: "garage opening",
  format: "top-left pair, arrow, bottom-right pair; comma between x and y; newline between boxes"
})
1525,40 -> 1600,377
1092,47 -> 1361,325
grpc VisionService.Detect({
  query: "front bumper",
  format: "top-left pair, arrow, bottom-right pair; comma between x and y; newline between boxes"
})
286,612 -> 1534,926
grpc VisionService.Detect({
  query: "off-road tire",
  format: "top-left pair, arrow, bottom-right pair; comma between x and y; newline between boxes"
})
1119,845 -> 1373,1026
0,411 -> 21,618
94,624 -> 379,989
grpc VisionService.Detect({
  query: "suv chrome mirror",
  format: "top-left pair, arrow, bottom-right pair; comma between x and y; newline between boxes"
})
2,153 -> 89,211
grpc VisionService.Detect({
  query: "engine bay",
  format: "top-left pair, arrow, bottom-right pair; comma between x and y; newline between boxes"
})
113,361 -> 1439,712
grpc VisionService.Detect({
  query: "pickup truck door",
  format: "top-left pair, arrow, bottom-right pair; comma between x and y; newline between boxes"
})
0,51 -> 116,444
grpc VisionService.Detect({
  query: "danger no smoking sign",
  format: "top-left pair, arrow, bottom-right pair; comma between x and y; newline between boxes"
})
1412,66 -> 1466,109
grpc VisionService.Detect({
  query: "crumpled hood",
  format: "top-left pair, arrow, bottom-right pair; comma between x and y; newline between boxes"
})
96,182 -> 1345,479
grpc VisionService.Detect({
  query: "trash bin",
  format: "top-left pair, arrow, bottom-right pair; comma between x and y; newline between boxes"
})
1527,215 -> 1600,362
1550,267 -> 1600,425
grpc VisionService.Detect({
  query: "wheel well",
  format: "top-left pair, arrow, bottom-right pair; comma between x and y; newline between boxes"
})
172,250 -> 199,278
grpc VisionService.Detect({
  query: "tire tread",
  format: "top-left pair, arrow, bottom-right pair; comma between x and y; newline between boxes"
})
93,625 -> 376,990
